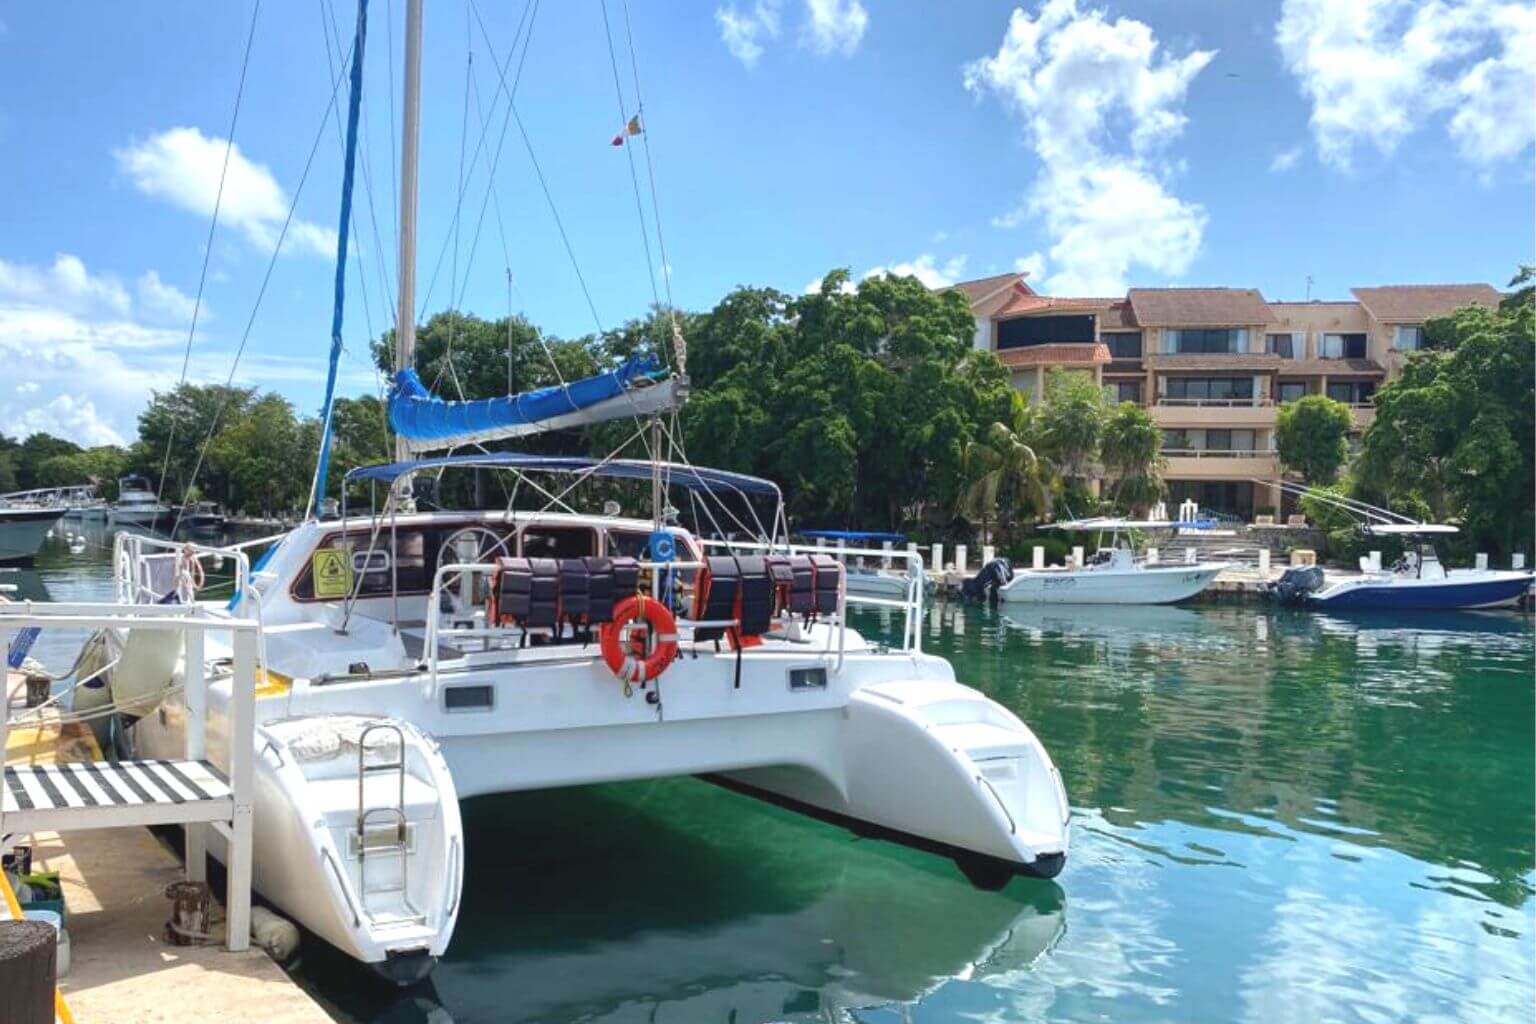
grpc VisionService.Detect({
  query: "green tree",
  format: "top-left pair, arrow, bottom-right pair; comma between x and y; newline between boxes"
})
35,446 -> 131,493
1276,394 -> 1353,484
959,395 -> 1052,543
1356,277 -> 1534,557
1100,402 -> 1165,513
135,383 -> 256,501
1037,369 -> 1107,487
208,395 -> 315,516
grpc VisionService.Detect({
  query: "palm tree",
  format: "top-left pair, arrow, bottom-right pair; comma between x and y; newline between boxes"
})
1100,402 -> 1165,514
959,407 -> 1053,545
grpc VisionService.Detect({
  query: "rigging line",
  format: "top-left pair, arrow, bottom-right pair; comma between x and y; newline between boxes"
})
386,0 -> 399,282
155,0 -> 262,507
598,0 -> 660,317
415,0 -> 538,321
620,0 -> 674,314
436,1 -> 475,402
172,32 -> 359,535
437,0 -> 536,320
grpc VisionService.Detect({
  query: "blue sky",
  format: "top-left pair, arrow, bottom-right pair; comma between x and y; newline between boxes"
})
0,0 -> 1531,447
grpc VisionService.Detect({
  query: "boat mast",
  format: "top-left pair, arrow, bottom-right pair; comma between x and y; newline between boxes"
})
394,0 -> 423,465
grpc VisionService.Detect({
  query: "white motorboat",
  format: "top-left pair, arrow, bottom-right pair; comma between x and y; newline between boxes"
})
181,500 -> 226,534
83,0 -> 1071,984
109,474 -> 172,529
0,505 -> 67,565
981,519 -> 1226,605
1271,524 -> 1533,610
799,531 -> 933,602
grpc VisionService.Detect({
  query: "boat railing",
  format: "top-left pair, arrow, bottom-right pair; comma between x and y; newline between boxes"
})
420,540 -> 924,689
113,532 -> 254,607
699,538 -> 927,660
0,599 -> 260,952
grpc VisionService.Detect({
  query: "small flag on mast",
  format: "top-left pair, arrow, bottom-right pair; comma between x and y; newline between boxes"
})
611,113 -> 643,146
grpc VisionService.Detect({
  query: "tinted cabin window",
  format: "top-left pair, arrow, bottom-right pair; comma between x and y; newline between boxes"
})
1103,332 -> 1142,359
520,526 -> 596,559
293,529 -> 432,600
997,314 -> 1096,350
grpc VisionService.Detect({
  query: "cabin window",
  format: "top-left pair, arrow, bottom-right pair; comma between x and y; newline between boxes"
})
606,529 -> 655,559
520,525 -> 596,559
292,529 -> 431,600
1321,333 -> 1367,359
996,314 -> 1096,349
1165,328 -> 1247,354
1276,381 -> 1307,403
1102,331 -> 1142,359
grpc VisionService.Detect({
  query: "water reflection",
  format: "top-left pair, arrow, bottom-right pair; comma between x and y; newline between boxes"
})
308,779 -> 1065,1023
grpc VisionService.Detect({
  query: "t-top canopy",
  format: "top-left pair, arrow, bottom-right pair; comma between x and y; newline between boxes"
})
344,454 -> 782,498
1045,517 -> 1213,531
1362,523 -> 1459,535
800,529 -> 908,543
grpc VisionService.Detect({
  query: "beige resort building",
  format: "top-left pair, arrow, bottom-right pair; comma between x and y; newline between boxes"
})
951,274 -> 1501,520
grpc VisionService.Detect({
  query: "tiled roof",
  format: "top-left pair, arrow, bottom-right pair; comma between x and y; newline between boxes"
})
1351,284 -> 1500,322
1278,358 -> 1386,376
1144,352 -> 1282,371
949,273 -> 1029,304
1128,288 -> 1277,327
993,293 -> 1117,319
1100,301 -> 1138,329
997,344 -> 1111,367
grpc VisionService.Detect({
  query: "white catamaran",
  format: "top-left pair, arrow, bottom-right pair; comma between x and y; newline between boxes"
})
81,0 -> 1070,983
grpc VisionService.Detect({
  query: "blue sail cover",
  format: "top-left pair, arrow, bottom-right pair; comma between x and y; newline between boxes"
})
388,354 -> 670,451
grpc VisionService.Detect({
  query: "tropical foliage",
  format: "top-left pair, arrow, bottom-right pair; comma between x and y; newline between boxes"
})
1275,394 -> 1353,484
1352,273 -> 1534,558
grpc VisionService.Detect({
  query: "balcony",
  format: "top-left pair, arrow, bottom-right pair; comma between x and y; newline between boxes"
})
1145,351 -> 1281,372
1150,400 -> 1277,428
1162,449 -> 1281,479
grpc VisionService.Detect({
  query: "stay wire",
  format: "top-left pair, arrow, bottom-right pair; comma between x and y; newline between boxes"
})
155,0 -> 262,508
173,33 -> 359,534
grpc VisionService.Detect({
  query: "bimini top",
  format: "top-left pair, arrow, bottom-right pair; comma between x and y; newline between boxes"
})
344,454 -> 782,498
800,529 -> 908,543
388,354 -> 679,452
1046,517 -> 1216,531
1362,523 -> 1459,535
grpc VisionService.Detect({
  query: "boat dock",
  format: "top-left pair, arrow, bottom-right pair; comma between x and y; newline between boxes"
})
4,607 -> 329,1024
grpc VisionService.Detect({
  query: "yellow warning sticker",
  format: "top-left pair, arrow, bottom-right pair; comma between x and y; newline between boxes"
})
312,548 -> 354,599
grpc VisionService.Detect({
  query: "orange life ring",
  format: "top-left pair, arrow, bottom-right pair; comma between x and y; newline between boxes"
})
599,595 -> 679,685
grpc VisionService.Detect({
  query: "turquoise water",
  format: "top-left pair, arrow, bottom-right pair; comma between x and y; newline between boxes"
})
11,531 -> 1534,1022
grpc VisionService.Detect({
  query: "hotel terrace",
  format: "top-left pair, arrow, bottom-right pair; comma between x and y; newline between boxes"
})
950,274 -> 1502,520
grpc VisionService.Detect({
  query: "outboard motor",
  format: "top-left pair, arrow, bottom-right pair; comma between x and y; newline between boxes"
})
1268,565 -> 1325,605
961,557 -> 1013,604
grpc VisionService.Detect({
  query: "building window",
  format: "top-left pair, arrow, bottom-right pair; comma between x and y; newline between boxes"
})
1163,377 -> 1256,403
1162,429 -> 1191,450
997,314 -> 1097,349
1166,328 -> 1248,354
1104,379 -> 1142,404
1265,333 -> 1298,358
1326,381 -> 1376,406
1276,381 -> 1307,403
1321,333 -> 1367,359
1394,325 -> 1424,351
1103,331 -> 1142,359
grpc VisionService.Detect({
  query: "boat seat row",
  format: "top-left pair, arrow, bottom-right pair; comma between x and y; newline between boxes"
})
693,553 -> 842,644
488,556 -> 641,642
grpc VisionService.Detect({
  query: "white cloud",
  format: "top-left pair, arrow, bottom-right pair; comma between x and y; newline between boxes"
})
716,0 -> 782,67
1270,146 -> 1303,172
115,126 -> 336,257
861,253 -> 968,289
0,254 -> 130,317
802,0 -> 868,56
1276,0 -> 1536,170
1014,251 -> 1047,279
135,270 -> 204,325
965,0 -> 1213,295
0,254 -> 328,446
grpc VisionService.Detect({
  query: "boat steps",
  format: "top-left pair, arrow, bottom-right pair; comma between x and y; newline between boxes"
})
2,759 -> 232,834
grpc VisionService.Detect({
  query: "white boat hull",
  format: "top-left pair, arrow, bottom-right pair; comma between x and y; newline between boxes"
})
998,562 -> 1224,605
110,505 -> 172,528
0,508 -> 66,564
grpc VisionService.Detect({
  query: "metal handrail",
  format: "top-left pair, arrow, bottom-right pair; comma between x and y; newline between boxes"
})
1161,449 -> 1277,459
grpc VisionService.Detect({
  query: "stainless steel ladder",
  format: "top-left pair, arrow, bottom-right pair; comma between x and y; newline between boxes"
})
355,723 -> 423,924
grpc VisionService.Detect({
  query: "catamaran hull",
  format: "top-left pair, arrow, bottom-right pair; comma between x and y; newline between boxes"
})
1308,572 -> 1534,610
999,564 -> 1224,605
0,508 -> 65,564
